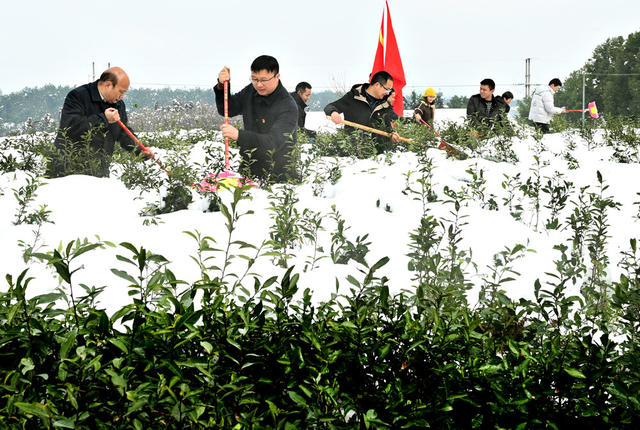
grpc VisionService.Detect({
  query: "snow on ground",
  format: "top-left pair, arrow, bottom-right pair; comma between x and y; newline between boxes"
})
1,110 -> 639,314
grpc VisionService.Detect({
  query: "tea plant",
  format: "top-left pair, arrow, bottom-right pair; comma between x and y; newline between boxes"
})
311,128 -> 377,159
181,188 -> 258,307
403,154 -> 438,214
579,119 -> 598,151
582,171 -> 621,315
267,184 -> 303,268
299,208 -> 326,272
407,210 -> 443,286
438,119 -> 483,154
31,237 -> 112,327
309,156 -> 341,197
195,138 -> 227,178
16,206 -> 53,262
111,242 -> 171,308
12,173 -> 50,225
113,148 -> 163,193
217,185 -> 257,283
393,117 -> 438,151
156,145 -> 198,214
634,192 -> 640,221
520,154 -> 544,230
138,202 -> 164,226
475,243 -> 531,353
0,132 -> 51,175
329,205 -> 371,266
463,162 -> 498,210
437,190 -> 475,310
501,172 -> 524,221
478,121 -> 521,163
542,172 -> 573,230
565,185 -> 592,257
563,148 -> 580,170
602,116 -> 640,163
478,243 -> 530,309
612,238 -> 640,339
45,127 -> 110,177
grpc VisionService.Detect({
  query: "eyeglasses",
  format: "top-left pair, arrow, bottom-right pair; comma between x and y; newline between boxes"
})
251,75 -> 276,84
380,82 -> 393,94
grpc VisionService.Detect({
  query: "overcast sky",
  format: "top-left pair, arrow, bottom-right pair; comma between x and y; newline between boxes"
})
1,0 -> 639,98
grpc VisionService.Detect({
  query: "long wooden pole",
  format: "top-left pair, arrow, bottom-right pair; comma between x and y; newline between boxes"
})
339,118 -> 412,143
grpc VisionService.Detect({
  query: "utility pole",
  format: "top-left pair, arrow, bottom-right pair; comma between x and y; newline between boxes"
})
525,58 -> 531,98
92,62 -> 95,81
582,72 -> 586,126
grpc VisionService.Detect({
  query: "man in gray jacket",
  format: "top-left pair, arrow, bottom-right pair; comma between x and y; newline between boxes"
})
528,78 -> 567,133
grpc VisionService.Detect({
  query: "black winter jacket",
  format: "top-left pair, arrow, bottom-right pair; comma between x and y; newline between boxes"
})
495,96 -> 511,114
49,81 -> 137,177
215,81 -> 298,182
291,91 -> 316,138
290,91 -> 307,128
324,83 -> 395,134
466,94 -> 507,128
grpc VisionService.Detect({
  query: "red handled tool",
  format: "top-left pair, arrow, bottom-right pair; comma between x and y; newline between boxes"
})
197,80 -> 257,192
418,118 -> 468,159
116,119 -> 170,175
565,101 -> 599,118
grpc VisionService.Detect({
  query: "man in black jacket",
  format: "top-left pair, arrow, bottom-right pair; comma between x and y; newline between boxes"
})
324,71 -> 399,153
47,67 -> 151,177
497,91 -> 514,114
215,55 -> 298,183
290,81 -> 316,138
466,78 -> 507,131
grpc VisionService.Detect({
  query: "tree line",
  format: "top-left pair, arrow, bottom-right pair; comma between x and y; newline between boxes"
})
555,30 -> 640,119
0,86 -> 218,127
0,86 -> 470,133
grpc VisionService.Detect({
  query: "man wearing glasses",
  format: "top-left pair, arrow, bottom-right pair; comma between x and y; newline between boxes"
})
214,55 -> 298,183
324,71 -> 399,153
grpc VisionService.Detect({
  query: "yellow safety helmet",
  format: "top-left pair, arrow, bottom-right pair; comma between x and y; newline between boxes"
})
424,88 -> 437,97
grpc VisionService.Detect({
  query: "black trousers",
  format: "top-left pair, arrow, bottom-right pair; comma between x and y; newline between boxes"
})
534,122 -> 550,133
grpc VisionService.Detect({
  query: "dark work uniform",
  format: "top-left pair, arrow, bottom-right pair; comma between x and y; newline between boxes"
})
290,91 -> 316,138
323,83 -> 396,152
215,80 -> 298,183
466,94 -> 507,130
48,81 -> 137,178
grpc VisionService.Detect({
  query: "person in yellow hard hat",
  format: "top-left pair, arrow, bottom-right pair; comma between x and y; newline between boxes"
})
414,87 -> 437,125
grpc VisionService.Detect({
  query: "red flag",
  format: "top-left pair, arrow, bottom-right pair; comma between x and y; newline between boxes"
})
371,9 -> 385,78
370,1 -> 406,116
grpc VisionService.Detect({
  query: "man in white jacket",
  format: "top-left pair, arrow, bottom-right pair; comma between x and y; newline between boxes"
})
528,78 -> 567,133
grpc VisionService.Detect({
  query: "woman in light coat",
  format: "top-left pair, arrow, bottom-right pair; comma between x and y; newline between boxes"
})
528,78 -> 567,133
